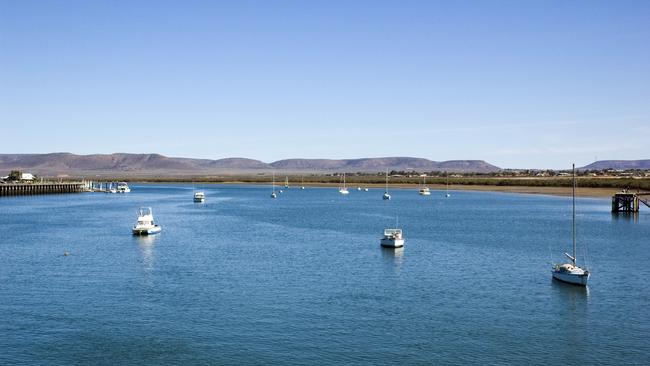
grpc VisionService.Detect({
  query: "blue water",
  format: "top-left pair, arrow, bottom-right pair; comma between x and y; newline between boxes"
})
1,184 -> 649,365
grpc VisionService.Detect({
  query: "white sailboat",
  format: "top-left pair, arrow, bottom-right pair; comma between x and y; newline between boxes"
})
419,176 -> 431,196
192,182 -> 205,202
383,171 -> 391,200
339,173 -> 349,194
552,164 -> 590,286
301,176 -> 305,190
271,173 -> 277,198
445,172 -> 451,198
284,176 -> 290,189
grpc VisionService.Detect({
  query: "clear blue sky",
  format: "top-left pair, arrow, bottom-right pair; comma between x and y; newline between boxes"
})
1,0 -> 648,169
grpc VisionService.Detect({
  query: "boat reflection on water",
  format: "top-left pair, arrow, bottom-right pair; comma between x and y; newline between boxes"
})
381,246 -> 404,269
134,234 -> 157,272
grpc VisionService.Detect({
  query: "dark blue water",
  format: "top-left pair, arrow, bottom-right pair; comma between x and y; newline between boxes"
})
1,184 -> 649,365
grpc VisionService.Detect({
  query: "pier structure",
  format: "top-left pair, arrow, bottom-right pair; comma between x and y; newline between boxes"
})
0,181 -> 91,197
611,190 -> 650,213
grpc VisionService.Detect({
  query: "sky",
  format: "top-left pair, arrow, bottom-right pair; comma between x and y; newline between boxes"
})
0,0 -> 648,169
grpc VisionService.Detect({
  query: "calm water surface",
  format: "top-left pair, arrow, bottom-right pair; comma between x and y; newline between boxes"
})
1,184 -> 649,365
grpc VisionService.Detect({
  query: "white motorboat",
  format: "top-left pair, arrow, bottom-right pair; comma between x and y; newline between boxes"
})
132,207 -> 162,235
383,171 -> 391,200
380,228 -> 404,248
116,182 -> 131,193
193,191 -> 205,202
339,173 -> 349,195
552,164 -> 590,286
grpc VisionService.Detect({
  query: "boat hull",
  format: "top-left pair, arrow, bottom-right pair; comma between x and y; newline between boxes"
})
380,238 -> 404,248
552,271 -> 589,286
193,198 -> 205,203
132,226 -> 162,235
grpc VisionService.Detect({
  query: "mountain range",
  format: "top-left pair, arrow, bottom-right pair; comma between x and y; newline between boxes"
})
0,153 -> 500,176
580,159 -> 650,170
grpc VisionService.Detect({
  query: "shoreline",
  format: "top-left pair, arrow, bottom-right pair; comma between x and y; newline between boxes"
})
143,181 -> 618,198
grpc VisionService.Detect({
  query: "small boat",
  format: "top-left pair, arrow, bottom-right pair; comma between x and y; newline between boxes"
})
419,176 -> 431,196
380,228 -> 404,248
445,173 -> 451,198
552,164 -> 590,286
271,173 -> 277,198
364,188 -> 369,192
193,191 -> 205,202
383,171 -> 391,200
132,207 -> 162,235
339,173 -> 349,195
301,176 -> 305,190
357,187 -> 362,191
284,176 -> 290,189
116,182 -> 131,193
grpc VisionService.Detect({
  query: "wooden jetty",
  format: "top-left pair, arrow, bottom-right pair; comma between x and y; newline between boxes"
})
0,182 -> 90,197
611,190 -> 650,213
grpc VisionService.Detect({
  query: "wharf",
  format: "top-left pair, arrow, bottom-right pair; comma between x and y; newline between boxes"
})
0,182 -> 90,196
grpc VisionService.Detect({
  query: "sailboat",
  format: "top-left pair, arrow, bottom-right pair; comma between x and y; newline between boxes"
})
383,172 -> 391,200
193,182 -> 205,203
419,176 -> 431,196
301,176 -> 305,190
284,176 -> 289,189
552,164 -> 590,286
339,173 -> 349,194
445,172 -> 451,198
271,173 -> 277,198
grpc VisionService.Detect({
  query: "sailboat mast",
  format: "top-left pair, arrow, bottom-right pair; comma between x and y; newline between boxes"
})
572,163 -> 577,266
385,171 -> 388,192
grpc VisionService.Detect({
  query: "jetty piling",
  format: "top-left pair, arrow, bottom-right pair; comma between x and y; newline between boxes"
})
611,191 -> 650,213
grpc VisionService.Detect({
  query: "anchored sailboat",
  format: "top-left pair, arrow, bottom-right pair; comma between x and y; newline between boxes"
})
383,171 -> 391,200
552,164 -> 590,286
271,173 -> 277,198
419,176 -> 431,196
339,173 -> 349,194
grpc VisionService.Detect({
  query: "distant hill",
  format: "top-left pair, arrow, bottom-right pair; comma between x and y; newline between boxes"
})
581,160 -> 650,170
0,153 -> 501,176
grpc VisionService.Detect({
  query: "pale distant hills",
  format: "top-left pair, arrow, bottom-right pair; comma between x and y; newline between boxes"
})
0,153 -> 500,176
580,159 -> 650,170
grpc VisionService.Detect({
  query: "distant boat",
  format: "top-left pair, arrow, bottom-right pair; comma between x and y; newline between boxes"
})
552,164 -> 590,286
380,228 -> 404,248
284,176 -> 290,189
445,173 -> 451,198
383,171 -> 391,200
339,173 -> 349,195
132,207 -> 162,235
271,173 -> 277,198
419,176 -> 431,196
364,188 -> 369,192
301,176 -> 305,190
116,182 -> 131,193
193,191 -> 205,203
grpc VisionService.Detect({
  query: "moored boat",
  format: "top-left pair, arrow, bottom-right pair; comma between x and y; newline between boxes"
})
380,228 -> 404,248
132,207 -> 162,235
